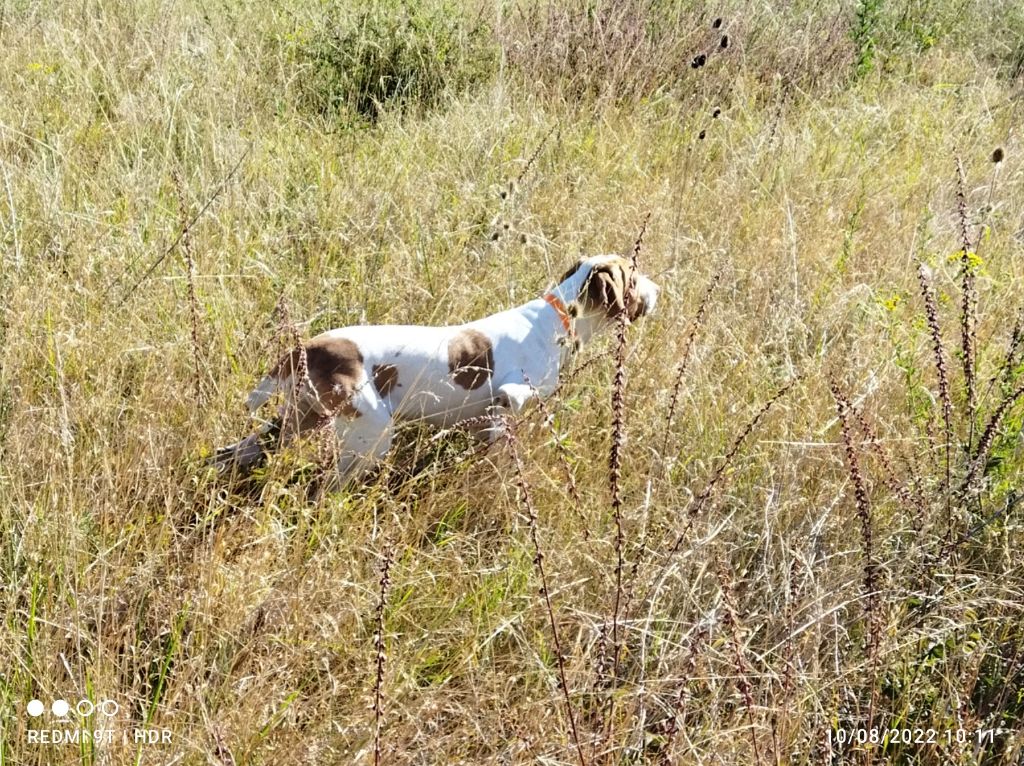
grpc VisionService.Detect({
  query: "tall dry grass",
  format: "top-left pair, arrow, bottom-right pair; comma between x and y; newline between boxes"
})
3,1 -> 1024,764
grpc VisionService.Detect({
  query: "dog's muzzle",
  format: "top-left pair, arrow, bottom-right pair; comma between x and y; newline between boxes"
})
636,275 -> 660,317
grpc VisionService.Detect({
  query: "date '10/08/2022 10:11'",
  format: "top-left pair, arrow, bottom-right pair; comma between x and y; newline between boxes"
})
828,726 -> 1010,749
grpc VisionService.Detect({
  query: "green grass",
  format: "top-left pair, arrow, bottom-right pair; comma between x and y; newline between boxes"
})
3,0 -> 1024,763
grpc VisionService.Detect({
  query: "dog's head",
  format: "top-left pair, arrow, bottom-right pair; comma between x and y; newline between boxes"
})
559,255 -> 660,325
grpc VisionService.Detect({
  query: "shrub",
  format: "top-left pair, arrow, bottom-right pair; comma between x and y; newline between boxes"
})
852,0 -> 883,77
297,0 -> 496,121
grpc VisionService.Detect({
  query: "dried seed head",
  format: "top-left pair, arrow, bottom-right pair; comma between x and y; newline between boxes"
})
992,147 -> 1005,163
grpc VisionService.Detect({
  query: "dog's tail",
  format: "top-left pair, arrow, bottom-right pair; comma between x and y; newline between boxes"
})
209,416 -> 281,475
208,374 -> 282,476
246,374 -> 279,413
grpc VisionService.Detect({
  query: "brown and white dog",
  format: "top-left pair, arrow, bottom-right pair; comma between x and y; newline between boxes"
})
215,255 -> 660,481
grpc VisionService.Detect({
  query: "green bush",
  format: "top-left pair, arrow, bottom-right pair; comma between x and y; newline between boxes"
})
298,0 -> 496,122
852,0 -> 883,77
849,0 -> 1024,80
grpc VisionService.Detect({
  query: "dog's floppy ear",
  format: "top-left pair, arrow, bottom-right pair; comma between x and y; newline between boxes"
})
586,261 -> 630,318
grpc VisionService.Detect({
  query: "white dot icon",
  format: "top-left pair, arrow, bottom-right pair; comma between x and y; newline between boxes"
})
26,699 -> 44,717
52,699 -> 70,717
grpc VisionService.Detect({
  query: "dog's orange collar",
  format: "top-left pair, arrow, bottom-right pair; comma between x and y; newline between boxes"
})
543,292 -> 573,335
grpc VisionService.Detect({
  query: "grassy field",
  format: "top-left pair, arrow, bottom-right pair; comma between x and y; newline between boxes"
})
3,0 -> 1024,763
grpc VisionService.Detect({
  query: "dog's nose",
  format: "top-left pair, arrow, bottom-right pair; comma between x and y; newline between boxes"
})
637,277 -> 659,316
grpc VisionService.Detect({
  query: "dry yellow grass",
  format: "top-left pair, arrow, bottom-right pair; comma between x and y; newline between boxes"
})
3,1 -> 1024,764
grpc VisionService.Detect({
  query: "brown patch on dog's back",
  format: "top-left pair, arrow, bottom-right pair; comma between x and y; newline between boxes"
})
372,363 -> 399,397
273,335 -> 364,419
448,329 -> 494,390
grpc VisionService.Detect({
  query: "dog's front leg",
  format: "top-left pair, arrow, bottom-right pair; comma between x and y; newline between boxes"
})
497,382 -> 535,415
329,417 -> 392,485
471,382 -> 536,444
472,404 -> 508,444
